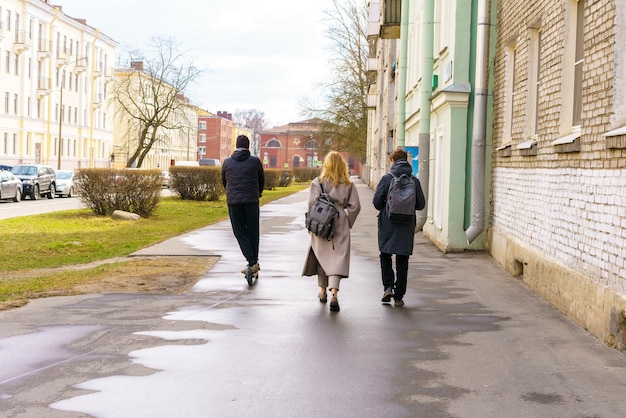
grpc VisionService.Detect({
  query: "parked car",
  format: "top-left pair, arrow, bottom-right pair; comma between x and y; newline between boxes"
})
174,160 -> 199,167
0,164 -> 12,171
11,164 -> 56,200
55,169 -> 75,197
0,170 -> 22,202
161,171 -> 171,188
199,158 -> 221,167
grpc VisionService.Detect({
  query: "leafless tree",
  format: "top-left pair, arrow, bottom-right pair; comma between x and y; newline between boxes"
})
233,109 -> 268,155
301,0 -> 372,160
112,37 -> 202,168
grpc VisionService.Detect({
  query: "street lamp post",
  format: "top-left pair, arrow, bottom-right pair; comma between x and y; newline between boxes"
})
57,57 -> 88,170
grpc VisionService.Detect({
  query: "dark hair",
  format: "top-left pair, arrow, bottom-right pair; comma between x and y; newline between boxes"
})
390,148 -> 408,162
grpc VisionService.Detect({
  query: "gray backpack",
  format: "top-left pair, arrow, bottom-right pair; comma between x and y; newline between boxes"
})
386,173 -> 416,223
305,182 -> 339,240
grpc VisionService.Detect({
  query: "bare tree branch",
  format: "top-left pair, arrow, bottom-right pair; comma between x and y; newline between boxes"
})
300,0 -> 372,160
112,37 -> 203,167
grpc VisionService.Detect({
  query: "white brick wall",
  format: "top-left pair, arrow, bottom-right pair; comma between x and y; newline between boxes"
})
492,167 -> 626,294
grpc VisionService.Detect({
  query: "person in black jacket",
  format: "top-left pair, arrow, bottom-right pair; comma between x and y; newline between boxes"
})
221,135 -> 265,283
372,148 -> 425,306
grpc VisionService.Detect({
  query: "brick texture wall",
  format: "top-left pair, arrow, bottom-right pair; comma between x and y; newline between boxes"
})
491,0 -> 626,348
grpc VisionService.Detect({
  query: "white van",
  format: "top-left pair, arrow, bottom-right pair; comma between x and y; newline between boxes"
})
174,161 -> 200,167
199,158 -> 221,167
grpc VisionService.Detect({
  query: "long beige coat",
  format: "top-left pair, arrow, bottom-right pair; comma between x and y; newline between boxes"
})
302,178 -> 361,278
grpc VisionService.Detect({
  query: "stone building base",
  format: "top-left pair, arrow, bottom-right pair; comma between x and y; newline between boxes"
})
488,227 -> 626,350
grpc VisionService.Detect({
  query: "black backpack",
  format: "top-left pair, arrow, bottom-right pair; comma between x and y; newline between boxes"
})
386,173 -> 416,223
305,182 -> 339,240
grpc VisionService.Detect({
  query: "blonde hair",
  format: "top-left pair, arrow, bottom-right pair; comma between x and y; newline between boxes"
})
319,151 -> 351,187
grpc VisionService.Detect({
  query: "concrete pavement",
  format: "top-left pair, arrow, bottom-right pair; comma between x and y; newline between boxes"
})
0,178 -> 624,417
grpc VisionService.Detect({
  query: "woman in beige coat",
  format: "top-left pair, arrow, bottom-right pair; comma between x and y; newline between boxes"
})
302,151 -> 361,312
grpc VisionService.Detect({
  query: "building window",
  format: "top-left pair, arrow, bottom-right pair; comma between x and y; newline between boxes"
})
304,139 -> 319,149
561,0 -> 584,134
199,134 -> 206,143
13,93 -> 18,114
528,28 -> 542,137
572,0 -> 584,127
4,92 -> 8,113
267,139 -> 281,148
502,43 -> 517,143
14,53 -> 18,75
5,51 -> 9,73
198,121 -> 206,130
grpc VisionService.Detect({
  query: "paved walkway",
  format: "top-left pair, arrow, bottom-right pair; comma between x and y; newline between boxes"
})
0,179 -> 624,417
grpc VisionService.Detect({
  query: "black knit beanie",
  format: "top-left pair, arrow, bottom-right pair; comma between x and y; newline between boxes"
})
236,135 -> 250,149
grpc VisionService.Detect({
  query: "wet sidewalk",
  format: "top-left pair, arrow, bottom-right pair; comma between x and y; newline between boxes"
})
0,179 -> 624,417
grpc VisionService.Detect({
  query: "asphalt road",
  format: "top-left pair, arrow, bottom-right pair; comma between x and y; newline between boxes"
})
0,180 -> 624,417
0,188 -> 176,220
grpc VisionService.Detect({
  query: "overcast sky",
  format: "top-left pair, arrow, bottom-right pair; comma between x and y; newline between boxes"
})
57,0 -> 336,127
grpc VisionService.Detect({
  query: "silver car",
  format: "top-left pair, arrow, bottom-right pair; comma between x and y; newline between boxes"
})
0,170 -> 22,202
55,170 -> 76,198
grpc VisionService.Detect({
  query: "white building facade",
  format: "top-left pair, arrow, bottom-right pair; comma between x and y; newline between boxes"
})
0,0 -> 116,169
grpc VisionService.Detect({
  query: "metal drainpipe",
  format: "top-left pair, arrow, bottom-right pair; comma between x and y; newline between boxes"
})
46,7 -> 60,165
397,0 -> 410,148
466,0 -> 491,243
415,0 -> 434,231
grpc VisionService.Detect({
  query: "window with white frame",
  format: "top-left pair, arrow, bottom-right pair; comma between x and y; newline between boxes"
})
528,27 -> 542,137
199,121 -> 206,130
267,139 -> 282,148
199,133 -> 206,143
572,0 -> 584,127
502,43 -> 517,143
561,0 -> 584,134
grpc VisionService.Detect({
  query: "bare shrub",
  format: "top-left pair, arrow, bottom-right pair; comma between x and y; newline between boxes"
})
170,166 -> 224,201
74,168 -> 162,217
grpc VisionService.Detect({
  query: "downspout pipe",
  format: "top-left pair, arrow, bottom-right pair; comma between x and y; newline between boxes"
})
415,0 -> 435,231
397,0 -> 410,147
466,0 -> 491,243
46,7 -> 60,165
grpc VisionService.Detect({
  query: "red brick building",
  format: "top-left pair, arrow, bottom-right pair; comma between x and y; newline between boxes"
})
258,119 -> 361,175
197,111 -> 235,162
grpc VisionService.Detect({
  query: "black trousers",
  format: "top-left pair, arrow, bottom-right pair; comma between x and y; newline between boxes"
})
228,203 -> 260,266
380,252 -> 409,300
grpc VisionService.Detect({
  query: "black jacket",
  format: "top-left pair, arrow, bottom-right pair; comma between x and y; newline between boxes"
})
372,159 -> 425,255
221,149 -> 265,205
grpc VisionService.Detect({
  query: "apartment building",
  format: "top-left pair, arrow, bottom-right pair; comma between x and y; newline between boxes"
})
0,0 -> 116,169
367,0 -> 495,252
491,0 -> 626,348
197,111 -> 234,163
